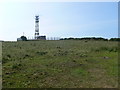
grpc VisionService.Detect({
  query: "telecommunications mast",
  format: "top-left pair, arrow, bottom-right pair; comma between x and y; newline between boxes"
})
35,15 -> 39,39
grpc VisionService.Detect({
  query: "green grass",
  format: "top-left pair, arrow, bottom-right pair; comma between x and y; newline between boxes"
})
2,40 -> 118,88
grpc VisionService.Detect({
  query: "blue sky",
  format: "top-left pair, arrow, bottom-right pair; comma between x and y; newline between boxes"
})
0,2 -> 118,41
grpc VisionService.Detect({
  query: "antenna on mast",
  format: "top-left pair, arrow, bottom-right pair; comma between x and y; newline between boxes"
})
23,32 -> 24,36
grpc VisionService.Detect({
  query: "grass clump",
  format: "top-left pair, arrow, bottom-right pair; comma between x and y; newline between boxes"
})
71,68 -> 88,77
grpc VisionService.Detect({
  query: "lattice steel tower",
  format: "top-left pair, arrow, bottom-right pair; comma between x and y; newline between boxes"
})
35,15 -> 39,39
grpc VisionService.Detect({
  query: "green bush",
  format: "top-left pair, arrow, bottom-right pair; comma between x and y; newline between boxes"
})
36,51 -> 48,55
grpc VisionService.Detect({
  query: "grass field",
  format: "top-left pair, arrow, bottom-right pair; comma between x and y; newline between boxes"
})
2,40 -> 118,88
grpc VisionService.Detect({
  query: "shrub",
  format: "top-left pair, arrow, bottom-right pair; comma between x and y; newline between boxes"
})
36,51 -> 48,55
11,63 -> 22,69
7,54 -> 11,58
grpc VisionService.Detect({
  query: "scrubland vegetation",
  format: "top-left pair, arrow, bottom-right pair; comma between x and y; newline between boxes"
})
2,40 -> 118,88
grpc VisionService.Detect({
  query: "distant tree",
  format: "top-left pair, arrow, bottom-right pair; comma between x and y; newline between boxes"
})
109,38 -> 120,41
68,37 -> 74,40
20,36 -> 27,41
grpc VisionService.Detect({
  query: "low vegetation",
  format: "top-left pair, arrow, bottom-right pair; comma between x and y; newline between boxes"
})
2,40 -> 118,88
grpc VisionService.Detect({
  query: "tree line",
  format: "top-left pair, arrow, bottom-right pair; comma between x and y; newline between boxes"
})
60,37 -> 120,41
19,36 -> 120,41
